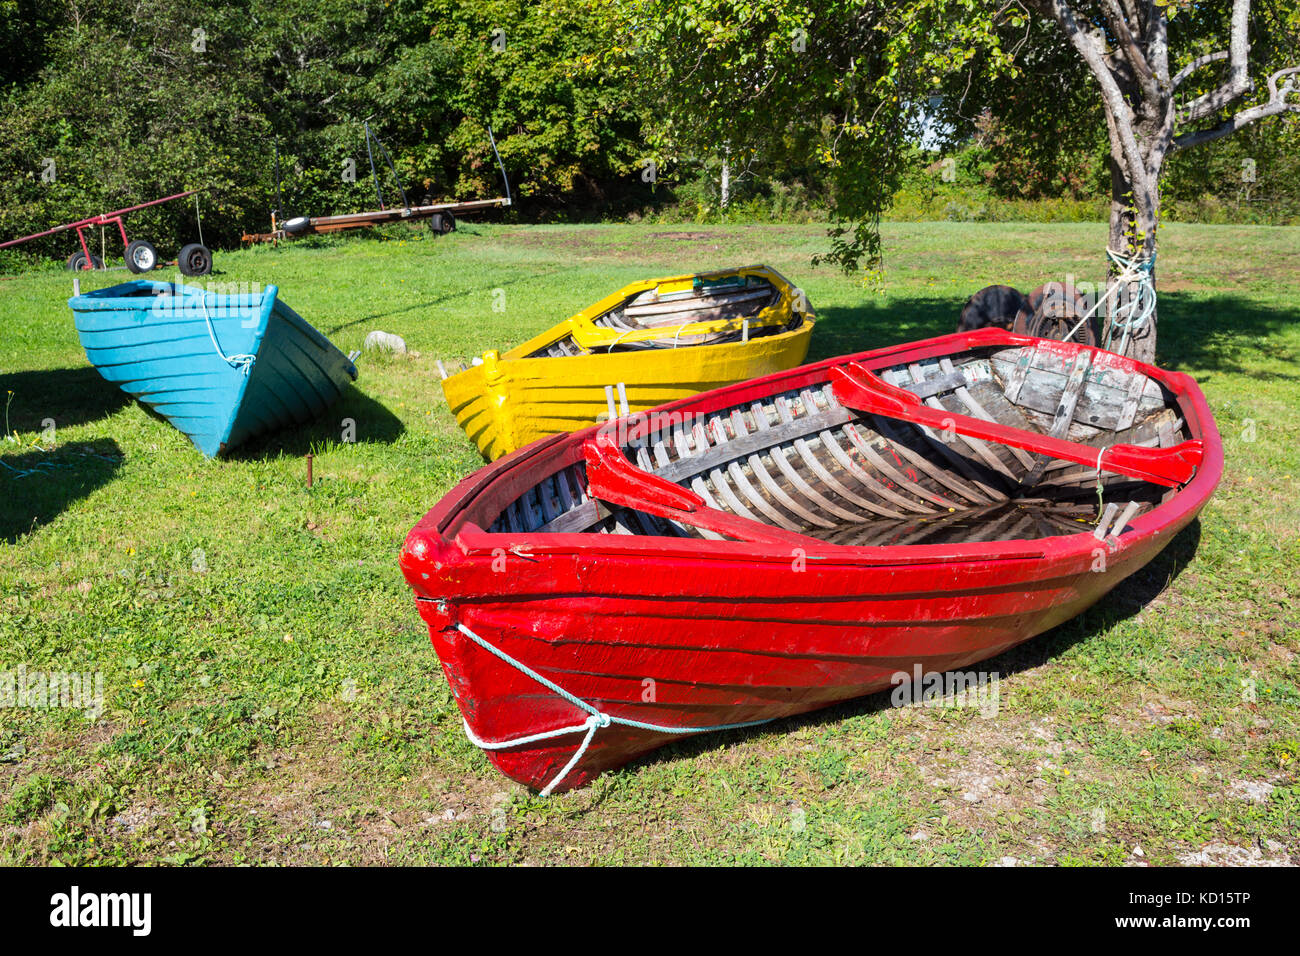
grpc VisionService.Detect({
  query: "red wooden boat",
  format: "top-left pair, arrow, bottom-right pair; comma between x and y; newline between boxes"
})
400,329 -> 1222,793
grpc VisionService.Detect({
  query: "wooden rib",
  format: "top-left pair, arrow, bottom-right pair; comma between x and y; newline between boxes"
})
653,397 -> 853,485
503,499 -> 522,533
820,425 -> 939,514
741,405 -> 837,529
670,424 -> 727,540
858,417 -> 996,506
774,396 -> 907,520
804,388 -> 950,512
767,441 -> 869,523
709,417 -> 804,531
535,475 -> 561,524
556,469 -> 576,512
700,441 -> 767,524
905,362 -> 1020,483
878,370 -> 1008,502
825,405 -> 970,509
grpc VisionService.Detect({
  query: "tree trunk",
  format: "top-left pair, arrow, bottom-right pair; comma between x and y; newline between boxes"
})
1103,116 -> 1161,365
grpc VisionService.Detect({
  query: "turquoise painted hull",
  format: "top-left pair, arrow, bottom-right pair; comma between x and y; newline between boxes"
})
69,280 -> 357,457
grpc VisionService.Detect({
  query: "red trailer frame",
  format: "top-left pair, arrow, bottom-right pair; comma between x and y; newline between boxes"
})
0,189 -> 210,274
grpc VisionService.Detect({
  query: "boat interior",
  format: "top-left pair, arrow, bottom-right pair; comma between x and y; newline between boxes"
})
533,271 -> 807,357
480,342 -> 1197,547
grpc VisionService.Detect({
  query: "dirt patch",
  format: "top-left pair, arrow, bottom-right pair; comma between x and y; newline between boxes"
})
1178,841 -> 1292,866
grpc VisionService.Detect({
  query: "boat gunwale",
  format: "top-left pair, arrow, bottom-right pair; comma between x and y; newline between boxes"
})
443,264 -> 811,374
406,329 -> 1222,574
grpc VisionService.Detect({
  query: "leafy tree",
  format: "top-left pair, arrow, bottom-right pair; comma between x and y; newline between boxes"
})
602,0 -> 1300,360
0,0 -> 651,262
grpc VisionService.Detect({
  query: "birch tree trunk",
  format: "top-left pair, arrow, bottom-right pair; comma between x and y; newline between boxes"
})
1039,0 -> 1299,364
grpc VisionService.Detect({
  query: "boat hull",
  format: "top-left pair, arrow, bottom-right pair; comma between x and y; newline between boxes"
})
70,280 -> 357,456
442,265 -> 814,460
414,527 -> 1173,791
443,324 -> 812,460
403,329 -> 1222,793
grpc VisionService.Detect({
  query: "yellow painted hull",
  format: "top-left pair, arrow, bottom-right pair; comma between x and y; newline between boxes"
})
443,266 -> 815,460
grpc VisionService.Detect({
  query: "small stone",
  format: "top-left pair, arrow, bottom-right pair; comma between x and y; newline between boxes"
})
1227,780 -> 1274,804
363,330 -> 407,354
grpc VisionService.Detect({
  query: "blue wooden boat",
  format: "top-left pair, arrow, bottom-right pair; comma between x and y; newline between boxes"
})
68,279 -> 358,457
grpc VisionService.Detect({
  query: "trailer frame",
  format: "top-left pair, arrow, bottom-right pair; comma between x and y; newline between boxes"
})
0,189 -> 209,273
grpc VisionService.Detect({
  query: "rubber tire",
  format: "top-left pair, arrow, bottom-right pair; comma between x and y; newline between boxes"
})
124,239 -> 158,274
66,251 -> 104,271
429,211 -> 456,235
957,284 -> 1031,332
177,243 -> 212,277
1016,282 -> 1098,347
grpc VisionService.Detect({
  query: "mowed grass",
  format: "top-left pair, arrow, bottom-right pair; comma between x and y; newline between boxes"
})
1,221 -> 1297,866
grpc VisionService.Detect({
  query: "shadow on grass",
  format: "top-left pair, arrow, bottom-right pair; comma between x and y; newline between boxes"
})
1,438 -> 123,543
223,384 -> 404,461
606,520 -> 1204,791
0,367 -> 130,432
324,268 -> 568,336
807,292 -> 1300,376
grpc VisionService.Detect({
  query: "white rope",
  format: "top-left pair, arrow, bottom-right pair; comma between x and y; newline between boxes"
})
605,328 -> 633,353
452,622 -> 771,796
198,291 -> 256,374
671,320 -> 693,349
1063,248 -> 1156,353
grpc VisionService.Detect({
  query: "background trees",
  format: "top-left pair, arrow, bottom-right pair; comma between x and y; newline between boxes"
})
2,0 -> 1298,347
0,0 -> 647,259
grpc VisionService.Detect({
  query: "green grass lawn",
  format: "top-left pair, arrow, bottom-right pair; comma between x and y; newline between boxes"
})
1,221 -> 1297,866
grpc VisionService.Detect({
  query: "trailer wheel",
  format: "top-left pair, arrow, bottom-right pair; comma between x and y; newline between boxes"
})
66,251 -> 104,271
429,211 -> 456,235
125,239 -> 159,273
177,243 -> 212,277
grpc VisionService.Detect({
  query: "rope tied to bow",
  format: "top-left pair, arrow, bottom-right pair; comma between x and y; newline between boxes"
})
196,289 -> 256,374
451,621 -> 772,796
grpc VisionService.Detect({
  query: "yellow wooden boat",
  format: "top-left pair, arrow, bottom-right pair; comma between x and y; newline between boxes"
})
442,265 -> 815,459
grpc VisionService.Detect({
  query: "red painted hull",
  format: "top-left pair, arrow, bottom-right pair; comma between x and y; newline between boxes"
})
401,330 -> 1223,792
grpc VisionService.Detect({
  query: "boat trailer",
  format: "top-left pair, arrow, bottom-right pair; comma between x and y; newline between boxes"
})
243,123 -> 512,244
0,189 -> 213,275
242,197 -> 511,244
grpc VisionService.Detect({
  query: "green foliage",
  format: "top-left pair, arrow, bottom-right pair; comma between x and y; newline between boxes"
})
1,0 -> 1297,271
0,0 -> 647,260
597,0 -> 1020,272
